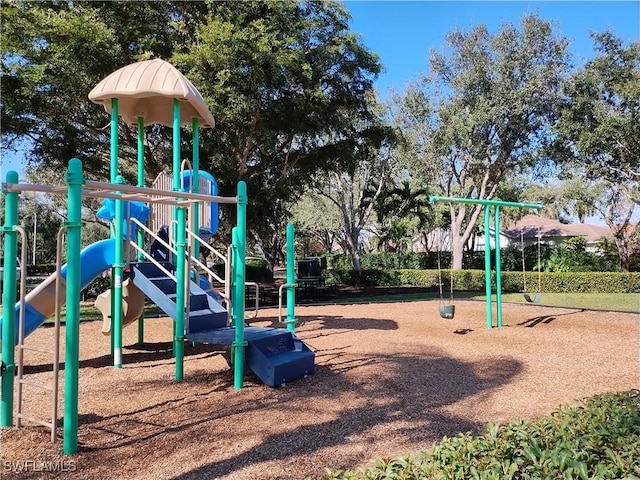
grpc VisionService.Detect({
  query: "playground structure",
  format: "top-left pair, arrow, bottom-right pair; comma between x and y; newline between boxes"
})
1,59 -> 314,455
429,195 -> 542,328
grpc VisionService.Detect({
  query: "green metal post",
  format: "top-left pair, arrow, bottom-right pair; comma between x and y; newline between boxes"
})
232,182 -> 248,390
286,223 -> 296,332
137,116 -> 145,344
483,205 -> 493,329
173,99 -> 181,191
172,99 -> 181,247
172,99 -> 181,354
1,170 -> 19,427
109,98 -> 119,355
172,100 -> 186,379
189,122 -> 201,352
112,176 -> 125,368
63,158 -> 84,455
174,203 -> 186,381
110,99 -> 119,183
494,206 -> 503,328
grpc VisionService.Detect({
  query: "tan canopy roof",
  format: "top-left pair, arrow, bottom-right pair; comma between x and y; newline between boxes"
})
88,59 -> 215,128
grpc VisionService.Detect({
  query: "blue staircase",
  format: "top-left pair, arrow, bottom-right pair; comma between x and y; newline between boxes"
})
187,327 -> 315,387
132,262 -> 315,386
130,262 -> 228,332
245,328 -> 315,387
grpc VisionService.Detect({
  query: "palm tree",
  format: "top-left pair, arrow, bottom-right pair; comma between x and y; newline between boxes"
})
367,179 -> 433,258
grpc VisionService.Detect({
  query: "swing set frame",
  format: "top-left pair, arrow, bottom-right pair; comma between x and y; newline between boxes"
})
429,196 -> 542,329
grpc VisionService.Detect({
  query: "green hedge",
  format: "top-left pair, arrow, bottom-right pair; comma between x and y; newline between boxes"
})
326,249 -> 629,273
502,271 -> 640,293
325,269 -> 640,294
321,390 -> 640,480
208,258 -> 272,283
26,263 -> 57,275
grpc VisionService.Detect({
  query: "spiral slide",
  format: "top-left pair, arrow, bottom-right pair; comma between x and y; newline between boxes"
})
1,239 -> 117,344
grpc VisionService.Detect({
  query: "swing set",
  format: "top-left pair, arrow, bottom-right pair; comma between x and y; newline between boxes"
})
429,195 -> 543,328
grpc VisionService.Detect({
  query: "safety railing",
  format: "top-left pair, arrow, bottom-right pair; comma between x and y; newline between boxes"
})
128,218 -> 178,283
129,211 -> 260,321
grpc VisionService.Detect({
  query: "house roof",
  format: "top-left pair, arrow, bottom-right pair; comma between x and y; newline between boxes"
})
502,214 -> 611,242
88,59 -> 215,128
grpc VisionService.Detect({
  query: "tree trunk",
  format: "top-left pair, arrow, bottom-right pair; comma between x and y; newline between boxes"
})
451,237 -> 465,270
344,229 -> 362,271
614,234 -> 630,273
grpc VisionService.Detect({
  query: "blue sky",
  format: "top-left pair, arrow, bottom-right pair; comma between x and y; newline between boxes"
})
2,1 -> 638,178
345,1 -> 640,97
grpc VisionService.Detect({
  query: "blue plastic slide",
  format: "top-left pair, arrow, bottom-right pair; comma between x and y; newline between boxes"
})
1,239 -> 115,344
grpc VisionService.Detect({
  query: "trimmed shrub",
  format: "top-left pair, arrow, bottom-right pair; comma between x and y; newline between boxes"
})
26,263 -> 57,275
321,390 -> 640,480
327,268 -> 640,294
209,258 -> 271,283
501,271 -> 640,294
325,269 -> 402,287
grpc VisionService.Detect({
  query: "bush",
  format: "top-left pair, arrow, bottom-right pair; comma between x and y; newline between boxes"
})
325,269 -> 402,287
501,271 -> 640,294
327,252 -> 443,271
326,244 -> 627,274
246,258 -> 272,282
321,390 -> 640,480
82,276 -> 111,298
209,258 -> 272,283
26,263 -> 57,275
327,268 -> 640,294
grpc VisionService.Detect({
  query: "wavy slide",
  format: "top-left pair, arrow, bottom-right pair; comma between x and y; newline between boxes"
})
1,238 -> 142,344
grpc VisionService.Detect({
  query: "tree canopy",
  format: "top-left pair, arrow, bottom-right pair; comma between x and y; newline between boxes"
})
3,3 -> 638,273
552,32 -> 640,271
399,14 -> 570,269
1,0 -> 386,255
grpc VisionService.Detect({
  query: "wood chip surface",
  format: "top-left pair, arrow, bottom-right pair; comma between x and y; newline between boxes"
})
2,298 -> 638,479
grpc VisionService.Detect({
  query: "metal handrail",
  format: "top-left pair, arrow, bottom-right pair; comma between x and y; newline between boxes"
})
185,229 -> 226,282
246,282 -> 260,319
278,283 -> 297,324
129,213 -> 258,320
128,218 -> 177,283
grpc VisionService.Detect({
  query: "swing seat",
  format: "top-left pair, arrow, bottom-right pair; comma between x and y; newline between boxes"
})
439,304 -> 455,319
523,292 -> 542,304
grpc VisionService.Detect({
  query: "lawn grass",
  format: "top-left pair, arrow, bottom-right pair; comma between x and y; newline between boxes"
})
22,290 -> 640,325
324,290 -> 639,313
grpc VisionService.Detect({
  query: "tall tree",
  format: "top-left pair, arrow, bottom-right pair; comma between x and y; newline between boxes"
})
553,32 -> 640,271
1,1 -> 383,257
1,1 -> 184,179
400,14 -> 570,269
314,134 -> 396,271
369,180 -> 432,255
176,1 -> 386,258
292,193 -> 342,255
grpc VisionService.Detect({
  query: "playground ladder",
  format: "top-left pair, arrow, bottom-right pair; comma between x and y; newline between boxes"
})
15,254 -> 64,443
